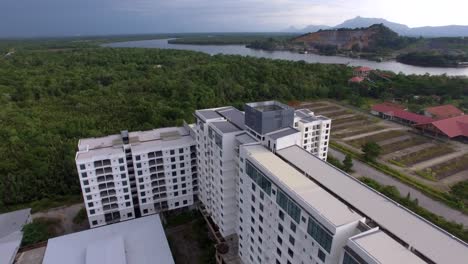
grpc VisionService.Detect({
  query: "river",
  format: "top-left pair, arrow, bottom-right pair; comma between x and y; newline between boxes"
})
103,39 -> 468,76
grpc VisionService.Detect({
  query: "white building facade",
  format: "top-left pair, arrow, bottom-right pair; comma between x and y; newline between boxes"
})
75,126 -> 197,228
293,109 -> 331,160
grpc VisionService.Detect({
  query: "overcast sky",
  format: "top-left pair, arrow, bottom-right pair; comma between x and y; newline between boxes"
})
1,0 -> 467,37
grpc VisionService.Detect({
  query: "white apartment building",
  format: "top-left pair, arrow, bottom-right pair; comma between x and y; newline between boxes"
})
194,107 -> 246,237
294,109 -> 331,160
237,144 -> 365,264
75,126 -> 197,228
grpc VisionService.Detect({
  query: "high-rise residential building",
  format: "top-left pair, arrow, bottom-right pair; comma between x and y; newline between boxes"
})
75,126 -> 197,228
293,108 -> 331,160
75,101 -> 468,264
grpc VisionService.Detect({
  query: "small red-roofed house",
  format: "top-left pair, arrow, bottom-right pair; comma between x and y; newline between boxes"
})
353,66 -> 373,78
348,76 -> 365,83
371,102 -> 434,125
424,104 -> 464,120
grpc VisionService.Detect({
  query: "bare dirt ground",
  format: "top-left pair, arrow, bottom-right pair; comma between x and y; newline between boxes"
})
32,203 -> 88,236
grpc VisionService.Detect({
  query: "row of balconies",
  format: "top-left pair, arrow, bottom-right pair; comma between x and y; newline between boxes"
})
94,159 -> 112,168
98,182 -> 115,190
95,167 -> 113,176
147,151 -> 163,159
97,174 -> 114,183
103,203 -> 119,211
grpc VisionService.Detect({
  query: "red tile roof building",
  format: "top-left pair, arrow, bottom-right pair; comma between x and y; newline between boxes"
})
371,103 -> 434,125
424,104 -> 464,120
415,115 -> 468,139
353,67 -> 373,78
348,76 -> 365,83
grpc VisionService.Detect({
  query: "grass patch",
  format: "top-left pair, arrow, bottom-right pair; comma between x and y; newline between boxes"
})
322,110 -> 350,118
73,207 -> 87,225
0,195 -> 83,214
21,217 -> 61,246
165,210 -> 198,228
424,154 -> 468,180
332,125 -> 386,139
379,136 -> 429,155
347,130 -> 405,148
394,145 -> 454,166
360,177 -> 468,243
312,105 -> 341,112
415,170 -> 438,181
388,159 -> 406,168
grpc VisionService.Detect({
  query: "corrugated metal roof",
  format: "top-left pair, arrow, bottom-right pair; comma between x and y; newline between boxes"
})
425,104 -> 464,119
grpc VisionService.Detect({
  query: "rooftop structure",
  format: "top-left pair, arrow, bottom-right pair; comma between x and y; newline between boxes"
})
344,230 -> 426,264
416,114 -> 468,139
424,104 -> 464,120
0,209 -> 32,264
371,103 -> 434,125
277,145 -> 468,264
42,215 -> 174,264
245,101 -> 295,135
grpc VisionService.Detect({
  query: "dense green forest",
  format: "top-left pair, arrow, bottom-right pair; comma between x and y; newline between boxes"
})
0,41 -> 468,211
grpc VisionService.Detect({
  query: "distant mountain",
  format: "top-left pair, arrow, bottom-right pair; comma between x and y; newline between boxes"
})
284,16 -> 468,37
335,16 -> 410,35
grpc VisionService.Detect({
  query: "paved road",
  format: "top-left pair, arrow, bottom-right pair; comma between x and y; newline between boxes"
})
329,148 -> 468,226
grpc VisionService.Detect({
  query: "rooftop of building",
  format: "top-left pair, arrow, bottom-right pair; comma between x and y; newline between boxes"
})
195,106 -> 234,122
277,145 -> 468,264
371,103 -> 434,124
76,127 -> 193,161
295,109 -> 330,123
246,101 -> 292,112
416,114 -> 468,138
244,145 -> 363,229
42,215 -> 174,264
235,133 -> 258,145
211,121 -> 243,134
349,230 -> 425,264
266,127 -> 299,140
425,104 -> 464,119
0,208 -> 31,264
217,107 -> 245,130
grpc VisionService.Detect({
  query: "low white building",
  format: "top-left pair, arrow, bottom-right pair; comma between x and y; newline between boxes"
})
42,215 -> 174,264
0,209 -> 32,264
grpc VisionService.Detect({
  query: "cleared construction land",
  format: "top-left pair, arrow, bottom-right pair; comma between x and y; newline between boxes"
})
300,100 -> 468,192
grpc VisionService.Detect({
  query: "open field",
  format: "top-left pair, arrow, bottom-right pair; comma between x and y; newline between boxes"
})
304,100 -> 467,189
332,125 -> 387,139
348,130 -> 406,148
393,145 -> 455,167
418,154 -> 468,180
380,136 -> 430,155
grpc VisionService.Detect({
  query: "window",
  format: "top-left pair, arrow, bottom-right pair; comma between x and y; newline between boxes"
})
92,220 -> 98,225
80,164 -> 86,170
289,235 -> 295,245
277,236 -> 282,245
318,249 -> 326,262
279,210 -> 285,220
90,209 -> 95,214
142,198 -> 147,203
81,172 -> 87,178
121,173 -> 126,179
278,223 -> 283,233
179,148 -> 184,154
119,158 -> 124,163
120,166 -> 125,171
88,202 -> 93,207
307,216 -> 333,253
85,187 -> 90,193
183,200 -> 188,205
136,163 -> 142,168
342,251 -> 360,264
276,248 -> 282,257
126,202 -> 131,207
174,191 -> 179,197
143,209 -> 148,214
246,161 -> 271,195
136,155 -> 141,161
276,190 -> 301,223
86,195 -> 92,200
288,248 -> 293,258
83,180 -> 89,186
128,212 -> 133,218
170,150 -> 175,155
290,222 -> 296,233
175,202 -> 180,207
